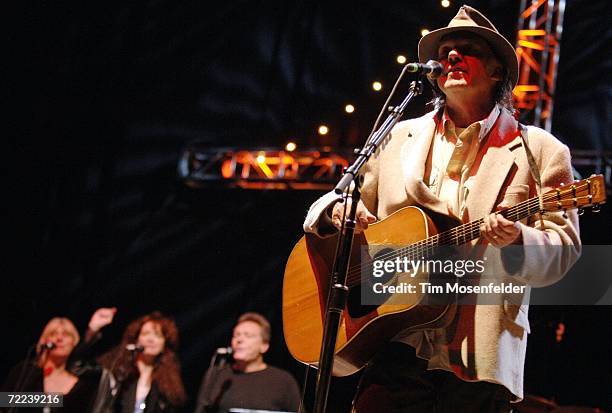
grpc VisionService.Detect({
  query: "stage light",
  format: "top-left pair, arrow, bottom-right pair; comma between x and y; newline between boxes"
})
372,81 -> 382,91
421,29 -> 430,37
441,0 -> 450,8
255,151 -> 273,177
318,125 -> 329,135
396,55 -> 407,64
285,142 -> 297,152
345,104 -> 355,114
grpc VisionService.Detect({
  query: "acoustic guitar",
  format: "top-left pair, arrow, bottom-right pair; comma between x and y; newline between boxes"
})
282,175 -> 606,376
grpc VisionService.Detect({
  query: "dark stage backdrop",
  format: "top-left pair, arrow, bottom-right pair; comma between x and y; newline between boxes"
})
6,1 -> 611,411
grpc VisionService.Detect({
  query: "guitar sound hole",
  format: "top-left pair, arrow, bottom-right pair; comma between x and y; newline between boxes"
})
346,286 -> 378,318
370,247 -> 398,285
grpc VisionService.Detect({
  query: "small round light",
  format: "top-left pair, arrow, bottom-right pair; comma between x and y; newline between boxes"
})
285,142 -> 297,152
318,125 -> 329,135
441,0 -> 450,8
421,29 -> 430,37
372,81 -> 382,91
396,55 -> 407,64
345,104 -> 355,114
256,152 -> 266,163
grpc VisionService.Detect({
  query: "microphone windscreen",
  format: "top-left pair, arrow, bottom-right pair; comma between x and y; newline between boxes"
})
216,346 -> 232,355
39,342 -> 55,350
125,344 -> 144,353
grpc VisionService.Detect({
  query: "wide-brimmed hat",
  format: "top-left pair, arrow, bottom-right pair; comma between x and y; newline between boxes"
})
418,5 -> 518,87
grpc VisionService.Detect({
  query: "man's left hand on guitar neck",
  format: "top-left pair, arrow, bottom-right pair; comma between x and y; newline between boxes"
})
480,203 -> 523,247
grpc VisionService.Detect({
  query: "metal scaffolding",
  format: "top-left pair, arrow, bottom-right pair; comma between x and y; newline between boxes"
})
513,0 -> 566,132
178,143 -> 352,190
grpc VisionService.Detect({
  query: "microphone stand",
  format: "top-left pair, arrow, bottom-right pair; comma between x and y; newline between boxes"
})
313,79 -> 424,413
8,344 -> 38,413
197,350 -> 231,413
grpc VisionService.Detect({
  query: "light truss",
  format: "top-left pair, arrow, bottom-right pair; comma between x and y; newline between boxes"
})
513,0 -> 566,131
178,144 -> 352,190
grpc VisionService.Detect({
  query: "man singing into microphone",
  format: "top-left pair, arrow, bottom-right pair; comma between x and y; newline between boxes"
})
303,5 -> 581,412
194,312 -> 301,413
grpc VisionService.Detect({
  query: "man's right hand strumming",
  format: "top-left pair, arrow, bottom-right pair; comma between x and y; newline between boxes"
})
330,198 -> 377,233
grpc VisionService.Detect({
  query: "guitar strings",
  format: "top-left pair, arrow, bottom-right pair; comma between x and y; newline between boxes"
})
342,185 -> 593,284
344,193 -> 585,285
359,184 -> 590,265
345,195 -> 554,282
345,183 -> 592,283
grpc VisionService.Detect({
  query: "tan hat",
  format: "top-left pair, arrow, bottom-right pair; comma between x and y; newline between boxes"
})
418,5 -> 518,87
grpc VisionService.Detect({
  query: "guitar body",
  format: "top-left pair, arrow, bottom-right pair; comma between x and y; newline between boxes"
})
282,206 -> 457,377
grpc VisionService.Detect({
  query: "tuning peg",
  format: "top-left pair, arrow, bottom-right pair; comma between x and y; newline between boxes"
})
592,203 -> 601,213
578,207 -> 585,216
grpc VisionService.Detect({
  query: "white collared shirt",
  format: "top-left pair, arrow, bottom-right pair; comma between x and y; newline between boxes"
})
428,104 -> 501,219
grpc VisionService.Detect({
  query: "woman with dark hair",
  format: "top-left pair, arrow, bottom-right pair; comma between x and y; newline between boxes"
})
72,308 -> 187,413
102,311 -> 187,413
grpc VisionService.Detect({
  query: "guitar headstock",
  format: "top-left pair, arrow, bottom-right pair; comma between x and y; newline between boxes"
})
543,174 -> 606,215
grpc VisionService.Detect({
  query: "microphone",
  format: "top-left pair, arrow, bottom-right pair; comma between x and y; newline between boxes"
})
215,346 -> 233,355
125,344 -> 144,353
405,60 -> 443,78
39,342 -> 55,351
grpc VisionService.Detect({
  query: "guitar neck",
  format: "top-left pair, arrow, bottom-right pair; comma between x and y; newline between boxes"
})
399,196 -> 542,260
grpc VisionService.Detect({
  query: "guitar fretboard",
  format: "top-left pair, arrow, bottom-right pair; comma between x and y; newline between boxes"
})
397,196 -> 544,260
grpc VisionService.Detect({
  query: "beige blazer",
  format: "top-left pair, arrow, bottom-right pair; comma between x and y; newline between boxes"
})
303,108 -> 581,399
